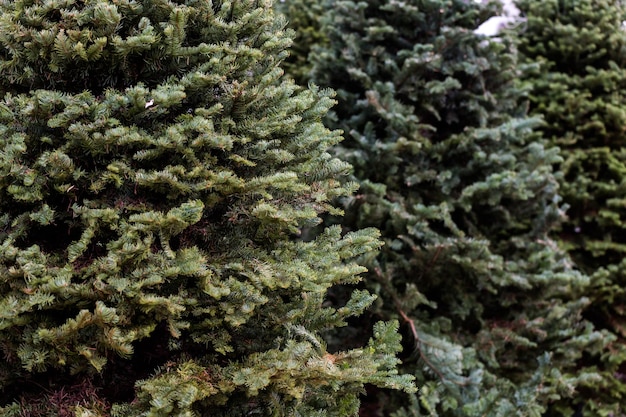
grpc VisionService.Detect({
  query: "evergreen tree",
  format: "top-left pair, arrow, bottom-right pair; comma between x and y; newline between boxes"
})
0,0 -> 414,415
309,0 -> 604,415
275,0 -> 329,85
516,0 -> 626,415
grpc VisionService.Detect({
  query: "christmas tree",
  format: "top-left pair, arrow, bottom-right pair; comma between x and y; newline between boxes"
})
0,0 -> 414,415
307,0 -> 603,415
517,0 -> 626,414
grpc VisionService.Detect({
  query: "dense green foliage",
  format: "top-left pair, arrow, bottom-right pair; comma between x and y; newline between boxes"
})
275,0 -> 328,86
0,0 -> 414,415
517,0 -> 626,414
306,0 -> 606,415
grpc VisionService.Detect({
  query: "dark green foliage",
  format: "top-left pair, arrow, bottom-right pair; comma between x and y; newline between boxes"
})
275,0 -> 329,85
309,0 -> 604,415
517,0 -> 626,414
0,0 -> 414,415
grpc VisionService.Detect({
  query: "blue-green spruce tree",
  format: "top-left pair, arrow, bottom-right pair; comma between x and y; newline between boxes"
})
0,0 -> 414,415
307,0 -> 603,415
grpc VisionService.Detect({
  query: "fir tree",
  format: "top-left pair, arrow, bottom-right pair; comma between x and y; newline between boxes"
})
516,0 -> 626,415
0,0 -> 414,415
308,0 -> 603,415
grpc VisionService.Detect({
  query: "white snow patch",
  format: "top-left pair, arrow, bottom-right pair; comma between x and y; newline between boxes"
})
473,0 -> 523,36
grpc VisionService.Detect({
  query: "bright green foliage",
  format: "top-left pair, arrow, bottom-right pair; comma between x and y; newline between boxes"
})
0,0 -> 414,415
308,0 -> 604,415
516,0 -> 626,414
275,0 -> 329,85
